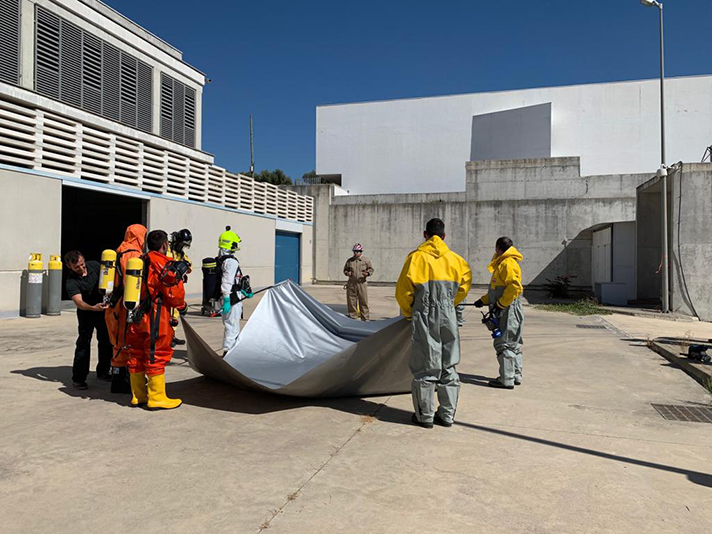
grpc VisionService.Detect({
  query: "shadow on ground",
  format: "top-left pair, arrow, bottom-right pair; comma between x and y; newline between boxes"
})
11,365 -> 134,405
11,364 -> 712,489
458,373 -> 495,387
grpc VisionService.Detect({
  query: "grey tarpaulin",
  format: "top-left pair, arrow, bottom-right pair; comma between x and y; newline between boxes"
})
182,281 -> 412,398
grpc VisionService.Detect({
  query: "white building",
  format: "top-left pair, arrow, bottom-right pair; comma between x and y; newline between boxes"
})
0,0 -> 313,317
316,76 -> 712,195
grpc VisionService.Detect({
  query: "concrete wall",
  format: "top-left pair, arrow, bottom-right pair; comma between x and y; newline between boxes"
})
636,179 -> 664,302
0,168 -> 62,317
668,163 -> 712,320
150,200 -> 273,294
317,76 -> 712,195
288,184 -> 331,283
142,200 -> 312,294
304,158 -> 650,290
0,167 -> 313,317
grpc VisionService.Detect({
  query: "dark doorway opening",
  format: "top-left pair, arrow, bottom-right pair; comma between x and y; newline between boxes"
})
61,185 -> 147,300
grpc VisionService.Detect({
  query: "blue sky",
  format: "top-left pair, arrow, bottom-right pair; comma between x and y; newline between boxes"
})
105,0 -> 711,181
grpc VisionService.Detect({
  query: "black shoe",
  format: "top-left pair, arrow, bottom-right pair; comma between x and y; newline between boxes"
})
110,368 -> 132,394
488,379 -> 514,390
411,414 -> 434,429
173,337 -> 186,346
514,380 -> 522,386
73,381 -> 88,390
97,373 -> 112,382
434,413 -> 453,428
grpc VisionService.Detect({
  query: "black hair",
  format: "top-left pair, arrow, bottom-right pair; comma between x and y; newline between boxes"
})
496,236 -> 513,253
425,218 -> 445,238
63,250 -> 83,264
147,230 -> 168,252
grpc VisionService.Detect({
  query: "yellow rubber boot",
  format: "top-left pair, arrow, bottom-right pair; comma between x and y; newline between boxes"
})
129,372 -> 148,406
147,373 -> 182,410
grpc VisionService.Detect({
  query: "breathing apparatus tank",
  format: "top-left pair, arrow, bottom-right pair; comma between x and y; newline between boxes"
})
46,255 -> 63,316
123,257 -> 143,320
99,249 -> 117,302
201,257 -> 220,316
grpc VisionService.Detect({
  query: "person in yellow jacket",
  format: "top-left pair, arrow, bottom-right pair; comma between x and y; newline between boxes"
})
167,229 -> 192,347
396,218 -> 472,429
474,236 -> 524,389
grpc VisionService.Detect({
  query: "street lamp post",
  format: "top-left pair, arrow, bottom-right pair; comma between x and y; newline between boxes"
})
640,0 -> 669,313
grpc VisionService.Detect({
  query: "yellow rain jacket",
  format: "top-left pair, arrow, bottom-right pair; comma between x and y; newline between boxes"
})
396,235 -> 472,319
479,246 -> 523,309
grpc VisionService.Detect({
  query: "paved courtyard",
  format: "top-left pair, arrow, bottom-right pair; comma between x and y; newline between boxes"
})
1,286 -> 711,533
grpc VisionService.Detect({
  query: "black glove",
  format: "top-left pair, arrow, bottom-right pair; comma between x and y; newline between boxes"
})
173,260 -> 191,280
474,299 -> 484,308
178,303 -> 188,317
160,260 -> 191,287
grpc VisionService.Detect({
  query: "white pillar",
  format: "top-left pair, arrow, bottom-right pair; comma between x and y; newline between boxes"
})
19,0 -> 35,90
152,67 -> 161,137
194,85 -> 203,150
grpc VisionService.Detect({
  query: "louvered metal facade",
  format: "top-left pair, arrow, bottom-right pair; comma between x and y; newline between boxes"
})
34,5 -> 153,133
0,94 -> 314,223
0,0 -> 20,85
160,72 -> 195,148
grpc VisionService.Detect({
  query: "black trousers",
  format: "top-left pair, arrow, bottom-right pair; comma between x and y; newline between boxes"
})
72,310 -> 113,383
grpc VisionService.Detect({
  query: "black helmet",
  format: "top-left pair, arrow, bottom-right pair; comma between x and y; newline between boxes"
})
171,228 -> 192,251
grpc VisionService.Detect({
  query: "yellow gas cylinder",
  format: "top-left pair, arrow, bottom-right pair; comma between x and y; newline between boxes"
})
28,252 -> 43,271
47,255 -> 63,316
26,253 -> 43,318
123,257 -> 143,311
99,249 -> 117,299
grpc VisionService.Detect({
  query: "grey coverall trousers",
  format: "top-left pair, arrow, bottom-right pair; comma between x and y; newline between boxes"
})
489,286 -> 524,386
411,282 -> 461,424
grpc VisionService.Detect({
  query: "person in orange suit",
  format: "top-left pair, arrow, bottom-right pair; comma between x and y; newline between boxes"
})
105,224 -> 147,394
126,230 -> 188,410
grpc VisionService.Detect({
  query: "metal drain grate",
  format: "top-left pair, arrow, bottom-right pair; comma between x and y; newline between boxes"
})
576,325 -> 607,330
652,404 -> 712,423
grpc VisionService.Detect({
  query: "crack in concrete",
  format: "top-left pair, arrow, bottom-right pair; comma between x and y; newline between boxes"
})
256,397 -> 391,532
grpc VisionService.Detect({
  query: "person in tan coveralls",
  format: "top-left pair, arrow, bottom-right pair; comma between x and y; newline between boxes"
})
343,244 -> 374,321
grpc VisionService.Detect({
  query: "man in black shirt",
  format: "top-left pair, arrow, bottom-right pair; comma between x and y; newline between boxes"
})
64,250 -> 113,389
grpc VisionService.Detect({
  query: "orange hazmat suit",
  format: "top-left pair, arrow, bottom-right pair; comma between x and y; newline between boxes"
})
105,224 -> 147,368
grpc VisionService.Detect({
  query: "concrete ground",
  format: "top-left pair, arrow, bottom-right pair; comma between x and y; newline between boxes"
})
1,286 -> 711,533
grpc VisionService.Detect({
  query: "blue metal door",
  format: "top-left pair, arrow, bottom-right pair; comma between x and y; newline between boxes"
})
275,231 -> 301,284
